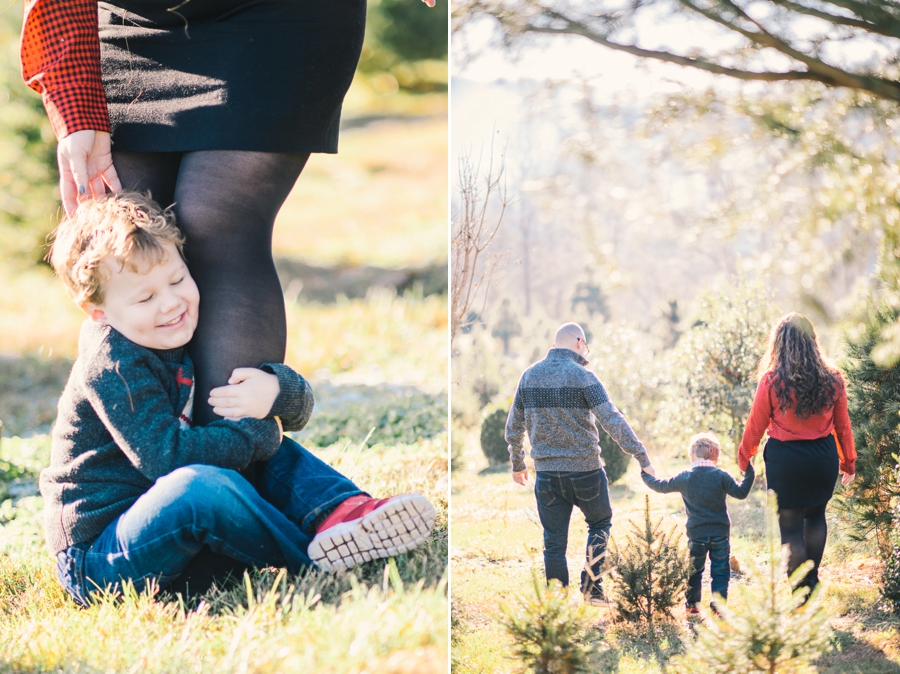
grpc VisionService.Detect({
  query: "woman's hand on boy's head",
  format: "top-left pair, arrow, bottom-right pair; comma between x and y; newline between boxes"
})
58,130 -> 122,216
208,368 -> 281,420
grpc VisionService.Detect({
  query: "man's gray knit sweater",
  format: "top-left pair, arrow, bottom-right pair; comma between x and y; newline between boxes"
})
505,347 -> 650,473
41,321 -> 315,555
641,463 -> 755,540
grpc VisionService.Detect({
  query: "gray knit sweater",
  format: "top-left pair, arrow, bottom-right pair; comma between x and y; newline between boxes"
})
505,348 -> 651,473
641,463 -> 755,539
40,321 -> 315,555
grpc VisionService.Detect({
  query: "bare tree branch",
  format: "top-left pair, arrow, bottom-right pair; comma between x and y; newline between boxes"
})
451,144 -> 510,342
676,0 -> 894,92
768,0 -> 893,36
517,3 -> 900,103
819,0 -> 900,27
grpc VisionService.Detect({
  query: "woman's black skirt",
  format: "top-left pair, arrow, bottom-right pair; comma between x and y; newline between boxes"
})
763,435 -> 839,510
98,0 -> 367,153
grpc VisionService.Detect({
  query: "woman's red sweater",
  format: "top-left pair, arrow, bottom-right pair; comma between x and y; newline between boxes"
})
737,372 -> 856,475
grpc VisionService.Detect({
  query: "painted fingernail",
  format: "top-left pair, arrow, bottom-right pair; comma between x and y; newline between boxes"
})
77,184 -> 85,196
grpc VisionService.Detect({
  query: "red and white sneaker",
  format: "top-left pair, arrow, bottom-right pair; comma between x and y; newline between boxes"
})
308,494 -> 436,572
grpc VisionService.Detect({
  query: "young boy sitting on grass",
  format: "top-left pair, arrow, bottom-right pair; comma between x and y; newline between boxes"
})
641,432 -> 754,615
42,191 -> 435,606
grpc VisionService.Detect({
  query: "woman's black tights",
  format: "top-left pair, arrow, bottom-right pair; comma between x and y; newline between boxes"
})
112,150 -> 310,426
777,502 -> 828,590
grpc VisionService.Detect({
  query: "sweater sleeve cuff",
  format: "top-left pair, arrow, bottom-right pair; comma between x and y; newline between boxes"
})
632,447 -> 651,469
510,450 -> 526,473
260,362 -> 313,421
247,418 -> 282,463
738,448 -> 752,472
840,460 -> 855,476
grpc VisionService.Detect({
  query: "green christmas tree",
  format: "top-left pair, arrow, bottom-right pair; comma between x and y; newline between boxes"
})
480,404 -> 511,467
839,301 -> 900,555
881,465 -> 900,612
608,495 -> 691,627
499,573 -> 593,674
671,494 -> 832,674
598,426 -> 629,485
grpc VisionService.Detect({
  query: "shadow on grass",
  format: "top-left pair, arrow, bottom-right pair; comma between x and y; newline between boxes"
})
819,627 -> 900,674
477,465 -> 509,476
588,621 -> 685,671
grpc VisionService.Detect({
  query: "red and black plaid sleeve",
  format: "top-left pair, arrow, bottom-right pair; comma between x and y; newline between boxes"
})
20,0 -> 110,139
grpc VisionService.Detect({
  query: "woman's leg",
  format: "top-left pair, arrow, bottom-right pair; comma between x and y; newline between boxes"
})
802,503 -> 829,589
110,151 -> 183,207
778,507 -> 808,581
172,150 -> 310,425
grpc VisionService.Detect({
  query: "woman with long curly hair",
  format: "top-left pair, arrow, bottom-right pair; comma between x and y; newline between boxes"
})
738,312 -> 856,592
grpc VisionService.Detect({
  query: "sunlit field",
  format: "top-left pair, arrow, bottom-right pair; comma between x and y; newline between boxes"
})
451,431 -> 900,673
1,434 -> 448,674
0,70 -> 449,671
275,114 -> 448,268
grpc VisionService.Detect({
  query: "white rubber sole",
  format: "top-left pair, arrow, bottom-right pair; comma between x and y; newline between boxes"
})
308,494 -> 437,572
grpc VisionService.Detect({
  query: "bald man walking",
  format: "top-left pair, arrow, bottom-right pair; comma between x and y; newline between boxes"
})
505,322 -> 655,606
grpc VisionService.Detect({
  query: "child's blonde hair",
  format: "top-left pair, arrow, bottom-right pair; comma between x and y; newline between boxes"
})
48,191 -> 185,306
688,432 -> 720,462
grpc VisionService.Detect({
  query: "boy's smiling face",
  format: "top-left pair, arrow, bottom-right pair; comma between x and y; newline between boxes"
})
83,242 -> 200,350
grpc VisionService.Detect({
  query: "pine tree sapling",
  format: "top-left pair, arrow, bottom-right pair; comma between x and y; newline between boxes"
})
480,404 -> 511,467
840,301 -> 900,555
499,573 -> 594,674
882,538 -> 900,614
881,463 -> 900,613
608,495 -> 691,627
672,494 -> 832,674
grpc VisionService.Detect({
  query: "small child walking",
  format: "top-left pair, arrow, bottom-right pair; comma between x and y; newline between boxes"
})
641,432 -> 754,614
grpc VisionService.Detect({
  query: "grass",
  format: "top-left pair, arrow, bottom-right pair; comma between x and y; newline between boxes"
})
274,115 -> 448,268
0,84 -> 448,670
0,433 -> 448,673
451,427 -> 900,673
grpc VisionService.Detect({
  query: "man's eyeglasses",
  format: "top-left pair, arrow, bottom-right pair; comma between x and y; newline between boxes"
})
576,337 -> 590,355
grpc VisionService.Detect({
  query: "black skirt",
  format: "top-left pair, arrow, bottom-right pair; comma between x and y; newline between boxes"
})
98,0 -> 367,153
763,435 -> 839,510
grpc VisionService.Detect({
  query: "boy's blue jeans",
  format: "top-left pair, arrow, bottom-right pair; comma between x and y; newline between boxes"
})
534,469 -> 612,596
56,437 -> 362,606
687,535 -> 731,607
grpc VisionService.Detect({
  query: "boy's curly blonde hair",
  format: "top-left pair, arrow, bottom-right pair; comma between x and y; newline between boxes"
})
48,191 -> 185,307
688,432 -> 721,462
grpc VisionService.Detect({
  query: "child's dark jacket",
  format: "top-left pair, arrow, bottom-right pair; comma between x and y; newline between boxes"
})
641,463 -> 755,540
41,320 -> 313,555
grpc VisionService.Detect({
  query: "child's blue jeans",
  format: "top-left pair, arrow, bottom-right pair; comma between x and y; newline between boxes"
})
686,535 -> 731,607
55,436 -> 362,606
534,469 -> 612,596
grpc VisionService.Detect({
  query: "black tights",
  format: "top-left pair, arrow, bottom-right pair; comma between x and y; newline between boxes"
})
777,502 -> 828,589
112,150 -> 310,425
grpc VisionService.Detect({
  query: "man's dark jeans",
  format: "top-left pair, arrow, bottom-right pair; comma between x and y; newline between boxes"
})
687,535 -> 731,607
534,469 -> 612,596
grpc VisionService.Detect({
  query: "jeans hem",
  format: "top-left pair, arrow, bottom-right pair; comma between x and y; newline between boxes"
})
300,489 -> 367,533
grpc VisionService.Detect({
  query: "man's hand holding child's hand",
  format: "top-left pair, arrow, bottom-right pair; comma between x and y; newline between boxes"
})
209,368 -> 280,420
